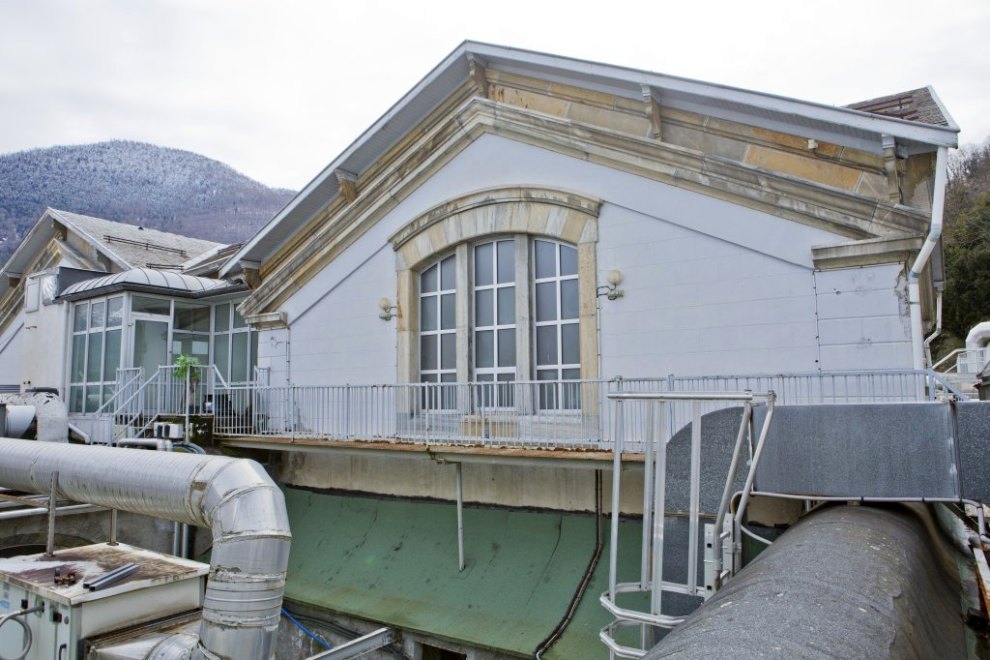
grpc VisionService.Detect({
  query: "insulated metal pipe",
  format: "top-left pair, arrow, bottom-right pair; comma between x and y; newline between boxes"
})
0,438 -> 291,660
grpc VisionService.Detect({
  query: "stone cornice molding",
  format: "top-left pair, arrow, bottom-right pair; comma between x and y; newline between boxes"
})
387,187 -> 601,269
241,97 -> 932,317
811,235 -> 924,270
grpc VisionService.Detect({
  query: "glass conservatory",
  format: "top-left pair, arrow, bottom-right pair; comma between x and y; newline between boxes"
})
59,269 -> 256,416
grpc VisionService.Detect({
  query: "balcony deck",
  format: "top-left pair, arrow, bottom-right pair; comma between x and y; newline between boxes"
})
69,369 -> 964,449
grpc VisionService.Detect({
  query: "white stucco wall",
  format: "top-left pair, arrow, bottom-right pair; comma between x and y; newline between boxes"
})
814,264 -> 912,370
597,203 -> 821,377
265,134 -> 911,384
286,246 -> 397,386
0,317 -> 23,387
22,301 -> 69,392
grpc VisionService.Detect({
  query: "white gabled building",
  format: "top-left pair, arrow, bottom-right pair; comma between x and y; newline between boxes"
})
220,42 -> 955,403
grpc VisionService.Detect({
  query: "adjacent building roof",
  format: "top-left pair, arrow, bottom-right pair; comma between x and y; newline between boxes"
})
181,242 -> 245,278
47,209 -> 222,270
847,86 -> 953,128
0,208 -> 227,311
221,41 -> 959,277
59,267 -> 241,301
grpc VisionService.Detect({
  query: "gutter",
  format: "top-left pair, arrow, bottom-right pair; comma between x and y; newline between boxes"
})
908,146 -> 949,370
0,439 -> 291,659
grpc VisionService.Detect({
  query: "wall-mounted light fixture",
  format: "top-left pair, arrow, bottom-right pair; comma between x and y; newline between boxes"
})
597,269 -> 624,301
378,297 -> 398,321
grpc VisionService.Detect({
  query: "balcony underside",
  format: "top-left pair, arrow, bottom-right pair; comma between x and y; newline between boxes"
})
219,433 -> 640,469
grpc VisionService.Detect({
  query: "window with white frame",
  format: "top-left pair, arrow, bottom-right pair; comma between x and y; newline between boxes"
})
473,240 -> 516,406
172,301 -> 211,367
533,239 -> 580,408
69,297 -> 124,413
212,303 -> 258,384
419,254 -> 457,384
416,236 -> 581,408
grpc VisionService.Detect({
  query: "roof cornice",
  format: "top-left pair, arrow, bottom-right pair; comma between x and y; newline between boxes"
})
222,41 -> 958,278
240,97 -> 932,317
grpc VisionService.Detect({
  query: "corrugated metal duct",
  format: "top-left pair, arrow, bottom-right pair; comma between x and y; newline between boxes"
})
645,504 -> 969,658
0,439 -> 291,660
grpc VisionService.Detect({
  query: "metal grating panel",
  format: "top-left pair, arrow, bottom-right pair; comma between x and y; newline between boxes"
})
752,403 -> 960,500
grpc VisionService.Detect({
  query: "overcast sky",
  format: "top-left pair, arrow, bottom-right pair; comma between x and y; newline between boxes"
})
2,0 -> 988,190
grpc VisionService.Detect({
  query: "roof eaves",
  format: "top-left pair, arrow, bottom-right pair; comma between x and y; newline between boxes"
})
0,209 -> 56,279
222,41 -> 960,277
465,41 -> 959,146
0,209 -> 60,304
50,209 -> 132,270
219,41 -> 475,277
181,243 -> 229,272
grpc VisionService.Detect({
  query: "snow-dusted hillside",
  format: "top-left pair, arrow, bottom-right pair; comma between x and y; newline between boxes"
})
0,141 -> 296,261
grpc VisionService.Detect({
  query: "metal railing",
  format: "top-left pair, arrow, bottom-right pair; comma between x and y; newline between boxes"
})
932,347 -> 990,375
599,391 -> 776,658
69,365 -> 227,444
211,369 -> 962,449
619,369 -> 963,404
214,380 -> 610,449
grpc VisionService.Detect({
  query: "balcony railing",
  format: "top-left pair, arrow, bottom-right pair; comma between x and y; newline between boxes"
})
212,370 -> 962,449
213,380 -> 609,449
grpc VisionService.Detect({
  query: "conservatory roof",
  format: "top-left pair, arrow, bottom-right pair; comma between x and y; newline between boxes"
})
59,267 -> 243,301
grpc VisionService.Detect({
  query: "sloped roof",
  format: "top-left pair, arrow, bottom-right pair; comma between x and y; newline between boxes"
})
282,486 -> 628,659
48,209 -> 222,270
59,267 -> 241,301
221,41 -> 959,277
181,242 -> 244,278
846,86 -> 954,128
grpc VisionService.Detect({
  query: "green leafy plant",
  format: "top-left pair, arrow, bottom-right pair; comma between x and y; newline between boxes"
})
174,355 -> 202,382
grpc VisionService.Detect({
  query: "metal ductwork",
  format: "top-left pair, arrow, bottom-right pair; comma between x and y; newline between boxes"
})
966,321 -> 990,350
0,438 -> 291,659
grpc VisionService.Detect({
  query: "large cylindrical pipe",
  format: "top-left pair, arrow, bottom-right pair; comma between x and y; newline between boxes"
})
645,504 -> 965,658
0,439 -> 291,660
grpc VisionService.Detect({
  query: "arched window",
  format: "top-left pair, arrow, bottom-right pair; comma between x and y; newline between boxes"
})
394,187 -> 601,397
415,237 -> 580,396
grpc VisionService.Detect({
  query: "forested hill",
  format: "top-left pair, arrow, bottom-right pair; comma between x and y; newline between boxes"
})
0,141 -> 296,262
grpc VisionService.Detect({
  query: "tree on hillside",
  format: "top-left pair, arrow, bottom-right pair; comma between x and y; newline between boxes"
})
936,140 -> 990,357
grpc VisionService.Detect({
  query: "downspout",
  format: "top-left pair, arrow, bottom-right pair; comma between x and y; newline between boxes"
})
909,146 -> 949,370
0,438 -> 291,660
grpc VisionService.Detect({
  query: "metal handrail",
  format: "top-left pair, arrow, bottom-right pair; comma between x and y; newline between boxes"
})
210,369 -> 957,447
211,364 -> 229,389
600,390 -> 777,658
94,368 -> 144,416
931,348 -> 970,372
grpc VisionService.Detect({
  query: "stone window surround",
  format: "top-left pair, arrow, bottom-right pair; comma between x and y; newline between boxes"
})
389,187 -> 602,385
